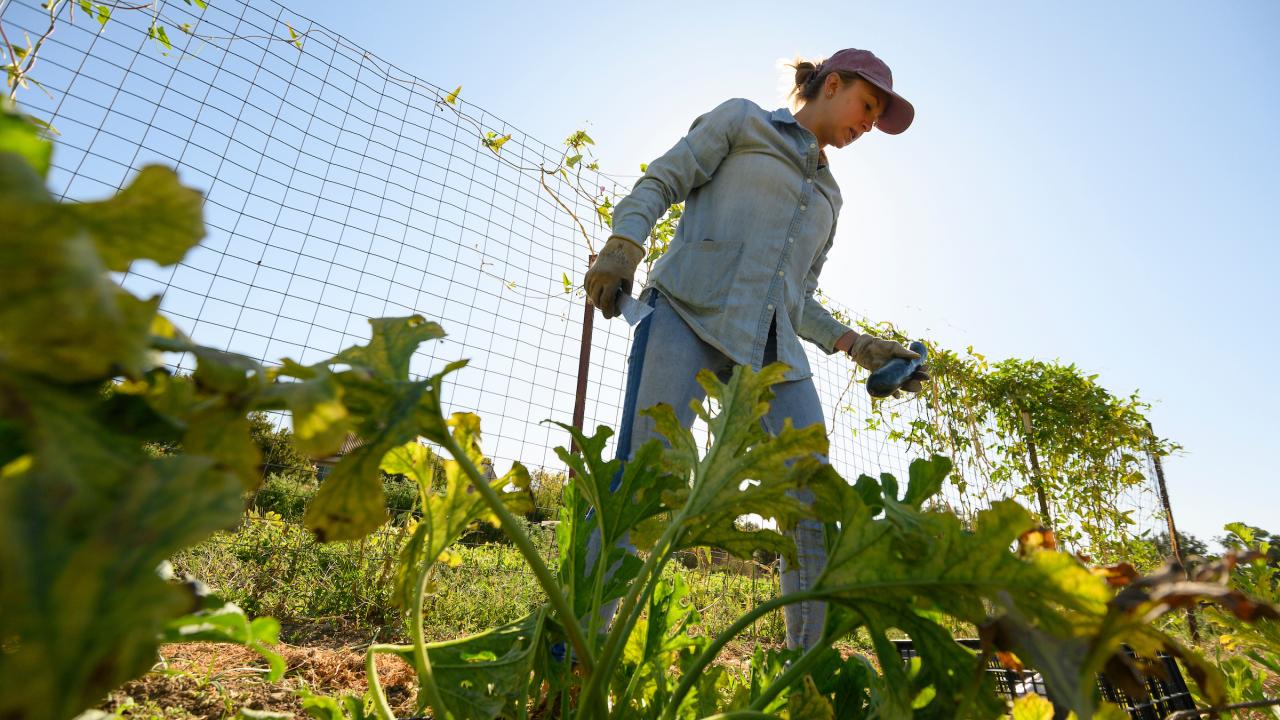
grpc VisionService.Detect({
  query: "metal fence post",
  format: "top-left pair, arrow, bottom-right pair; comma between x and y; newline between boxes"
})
570,254 -> 597,459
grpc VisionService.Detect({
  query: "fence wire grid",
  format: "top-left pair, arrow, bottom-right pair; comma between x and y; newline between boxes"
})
3,0 -> 1170,559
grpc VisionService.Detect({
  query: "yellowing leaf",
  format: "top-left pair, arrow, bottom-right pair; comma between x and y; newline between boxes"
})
63,165 -> 206,272
787,675 -> 834,720
1010,693 -> 1054,720
445,85 -> 461,105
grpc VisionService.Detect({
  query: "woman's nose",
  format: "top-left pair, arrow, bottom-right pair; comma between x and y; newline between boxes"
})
860,117 -> 874,133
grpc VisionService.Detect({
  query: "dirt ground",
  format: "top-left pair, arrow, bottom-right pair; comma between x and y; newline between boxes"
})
97,631 -> 804,719
100,641 -> 419,718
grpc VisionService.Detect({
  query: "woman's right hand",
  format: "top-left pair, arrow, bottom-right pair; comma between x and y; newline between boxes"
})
585,236 -> 645,319
845,333 -> 930,393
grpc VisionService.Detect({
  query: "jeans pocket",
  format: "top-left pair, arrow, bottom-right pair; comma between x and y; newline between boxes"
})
660,239 -> 745,313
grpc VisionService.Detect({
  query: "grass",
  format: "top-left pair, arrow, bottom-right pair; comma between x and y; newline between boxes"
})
172,512 -> 792,646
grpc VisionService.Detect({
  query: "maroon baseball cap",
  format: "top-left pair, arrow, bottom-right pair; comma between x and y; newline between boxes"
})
813,48 -> 915,134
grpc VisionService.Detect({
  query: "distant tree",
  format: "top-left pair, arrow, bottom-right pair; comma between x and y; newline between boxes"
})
247,411 -> 316,482
1216,523 -> 1280,565
1153,530 -> 1210,560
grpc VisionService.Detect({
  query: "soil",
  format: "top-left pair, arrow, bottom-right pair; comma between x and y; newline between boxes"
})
100,641 -> 418,718
97,635 -> 870,718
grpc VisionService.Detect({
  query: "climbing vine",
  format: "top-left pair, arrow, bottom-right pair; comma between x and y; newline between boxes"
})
829,311 -> 1177,566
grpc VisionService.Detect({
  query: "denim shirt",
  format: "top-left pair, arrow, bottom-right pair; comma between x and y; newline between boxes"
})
611,97 -> 850,381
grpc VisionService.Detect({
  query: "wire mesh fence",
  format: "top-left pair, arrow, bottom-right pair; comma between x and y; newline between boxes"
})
3,0 -> 1171,594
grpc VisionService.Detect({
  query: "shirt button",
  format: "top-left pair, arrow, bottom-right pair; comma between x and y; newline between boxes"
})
787,236 -> 794,243
809,142 -> 816,149
767,303 -> 775,311
778,270 -> 785,277
806,177 -> 813,183
800,205 -> 807,211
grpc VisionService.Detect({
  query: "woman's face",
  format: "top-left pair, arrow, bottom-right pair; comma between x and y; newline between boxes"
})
819,76 -> 889,149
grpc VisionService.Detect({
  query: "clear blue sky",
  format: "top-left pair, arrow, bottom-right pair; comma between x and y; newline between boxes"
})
286,0 -> 1279,545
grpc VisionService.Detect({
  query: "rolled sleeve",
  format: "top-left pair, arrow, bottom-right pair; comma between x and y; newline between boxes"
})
797,222 -> 852,353
610,98 -> 748,247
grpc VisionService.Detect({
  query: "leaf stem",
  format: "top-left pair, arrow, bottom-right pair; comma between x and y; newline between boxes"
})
660,591 -> 819,720
439,433 -> 596,676
366,643 -> 412,720
407,564 -> 450,719
747,630 -> 834,712
582,516 -> 686,719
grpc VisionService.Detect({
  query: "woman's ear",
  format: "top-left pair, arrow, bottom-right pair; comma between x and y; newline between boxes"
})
824,73 -> 844,100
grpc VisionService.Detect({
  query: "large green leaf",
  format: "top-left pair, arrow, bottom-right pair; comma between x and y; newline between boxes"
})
0,377 -> 243,718
389,612 -> 544,720
0,155 -> 197,383
552,424 -> 681,616
331,315 -> 444,380
644,364 -> 837,564
298,320 -> 465,542
62,165 -> 205,272
0,110 -> 52,178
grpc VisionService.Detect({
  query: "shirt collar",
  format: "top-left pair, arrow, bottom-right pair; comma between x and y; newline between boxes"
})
770,107 -> 798,125
772,107 -> 828,169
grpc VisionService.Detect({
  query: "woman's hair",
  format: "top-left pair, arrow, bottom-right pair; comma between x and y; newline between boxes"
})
788,57 -> 861,104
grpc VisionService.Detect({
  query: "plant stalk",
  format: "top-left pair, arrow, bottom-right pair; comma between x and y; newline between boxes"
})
748,630 -> 834,712
440,433 -> 597,673
580,511 -> 686,718
408,564 -> 450,719
366,643 -> 412,720
660,591 -> 818,720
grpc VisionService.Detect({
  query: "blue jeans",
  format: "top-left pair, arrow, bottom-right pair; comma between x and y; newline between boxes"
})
588,290 -> 828,650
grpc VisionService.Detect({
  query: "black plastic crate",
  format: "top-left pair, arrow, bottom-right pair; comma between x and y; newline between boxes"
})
892,638 -> 1196,718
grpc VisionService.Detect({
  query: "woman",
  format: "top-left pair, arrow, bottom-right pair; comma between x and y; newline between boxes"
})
584,48 -> 929,650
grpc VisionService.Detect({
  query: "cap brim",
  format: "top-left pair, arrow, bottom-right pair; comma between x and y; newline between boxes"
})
863,77 -> 914,135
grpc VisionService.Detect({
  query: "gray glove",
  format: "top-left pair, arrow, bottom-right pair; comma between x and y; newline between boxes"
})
585,235 -> 645,319
848,334 -> 931,394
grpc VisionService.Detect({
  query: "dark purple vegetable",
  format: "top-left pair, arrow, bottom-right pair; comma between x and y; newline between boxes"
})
866,341 -> 928,398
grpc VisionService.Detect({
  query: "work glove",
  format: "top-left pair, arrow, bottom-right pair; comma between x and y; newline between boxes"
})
847,334 -> 931,394
585,235 -> 645,319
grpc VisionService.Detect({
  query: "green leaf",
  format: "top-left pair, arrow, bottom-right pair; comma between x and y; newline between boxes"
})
644,364 -> 836,564
287,22 -> 302,49
304,436 -> 391,542
551,423 -> 680,615
387,416 -> 532,606
0,381 -> 243,717
302,321 -> 462,541
62,164 -> 206,273
161,603 -> 285,681
153,24 -> 172,51
0,110 -> 52,178
265,359 -> 351,456
78,0 -> 92,16
484,132 -> 511,154
561,272 -> 572,294
330,315 -> 444,381
389,612 -> 544,720
96,5 -> 110,26
788,675 -> 835,720
297,688 -> 370,720
1009,693 -> 1054,720
566,154 -> 582,168
0,165 -> 165,380
445,86 -> 461,105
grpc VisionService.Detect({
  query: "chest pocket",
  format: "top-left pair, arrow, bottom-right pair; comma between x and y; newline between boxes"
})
658,239 -> 746,314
